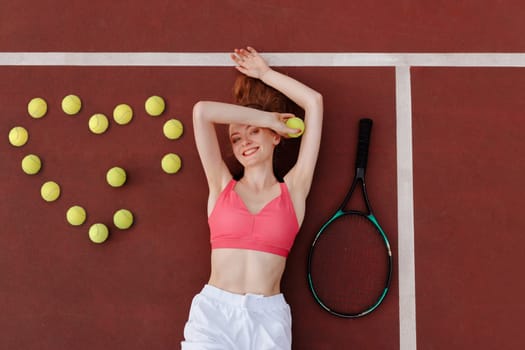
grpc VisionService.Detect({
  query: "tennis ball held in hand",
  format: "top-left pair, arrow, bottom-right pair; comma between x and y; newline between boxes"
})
285,117 -> 305,138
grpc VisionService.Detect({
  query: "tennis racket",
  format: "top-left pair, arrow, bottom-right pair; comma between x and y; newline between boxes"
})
307,118 -> 393,318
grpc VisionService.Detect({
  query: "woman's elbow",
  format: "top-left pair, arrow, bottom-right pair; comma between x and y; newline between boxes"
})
314,92 -> 323,108
313,91 -> 323,103
192,101 -> 206,120
306,92 -> 323,114
193,101 -> 213,125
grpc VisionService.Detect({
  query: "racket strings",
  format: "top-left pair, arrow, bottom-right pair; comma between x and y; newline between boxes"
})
309,214 -> 389,316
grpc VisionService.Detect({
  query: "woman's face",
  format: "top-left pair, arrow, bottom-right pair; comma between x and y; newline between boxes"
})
229,124 -> 280,167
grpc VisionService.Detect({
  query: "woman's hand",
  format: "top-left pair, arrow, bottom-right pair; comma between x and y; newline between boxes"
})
231,47 -> 271,79
270,112 -> 301,138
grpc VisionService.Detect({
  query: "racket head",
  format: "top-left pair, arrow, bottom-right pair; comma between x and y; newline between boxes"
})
307,211 -> 392,318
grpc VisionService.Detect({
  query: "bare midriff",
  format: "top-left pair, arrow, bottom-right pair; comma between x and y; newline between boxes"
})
208,248 -> 286,296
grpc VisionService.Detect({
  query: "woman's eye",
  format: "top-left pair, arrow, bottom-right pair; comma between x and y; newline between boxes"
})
231,137 -> 240,144
250,128 -> 260,135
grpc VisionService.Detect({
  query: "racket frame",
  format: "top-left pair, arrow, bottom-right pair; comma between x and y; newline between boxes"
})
307,118 -> 393,318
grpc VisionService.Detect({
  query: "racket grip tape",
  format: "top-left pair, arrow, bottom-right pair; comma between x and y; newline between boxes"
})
355,118 -> 373,171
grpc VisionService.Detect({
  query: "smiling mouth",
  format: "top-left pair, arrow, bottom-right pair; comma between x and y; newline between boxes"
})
242,147 -> 259,157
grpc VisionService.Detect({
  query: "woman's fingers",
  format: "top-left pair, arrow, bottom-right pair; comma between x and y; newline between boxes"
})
230,53 -> 238,64
232,46 -> 269,79
246,47 -> 258,56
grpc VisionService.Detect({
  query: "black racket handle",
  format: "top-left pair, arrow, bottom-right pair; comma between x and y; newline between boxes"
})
355,118 -> 373,173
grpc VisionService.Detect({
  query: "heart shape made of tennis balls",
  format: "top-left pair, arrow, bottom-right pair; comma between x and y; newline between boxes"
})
8,94 -> 185,244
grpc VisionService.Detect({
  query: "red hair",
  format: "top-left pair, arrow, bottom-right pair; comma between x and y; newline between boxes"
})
232,75 -> 300,115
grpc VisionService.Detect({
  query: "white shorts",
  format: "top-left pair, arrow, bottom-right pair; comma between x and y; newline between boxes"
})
181,284 -> 292,350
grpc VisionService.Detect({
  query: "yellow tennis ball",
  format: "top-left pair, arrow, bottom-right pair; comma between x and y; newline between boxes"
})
113,209 -> 134,230
21,154 -> 42,175
27,97 -> 48,119
8,126 -> 29,147
88,113 -> 109,134
89,223 -> 109,243
66,205 -> 87,226
145,95 -> 165,116
106,166 -> 127,187
41,181 -> 60,202
61,94 -> 82,115
163,118 -> 184,140
113,104 -> 133,125
161,153 -> 182,174
286,117 -> 305,138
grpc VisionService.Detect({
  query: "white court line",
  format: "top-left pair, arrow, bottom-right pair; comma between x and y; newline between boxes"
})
396,66 -> 417,350
1,52 -> 525,67
2,52 -> 523,350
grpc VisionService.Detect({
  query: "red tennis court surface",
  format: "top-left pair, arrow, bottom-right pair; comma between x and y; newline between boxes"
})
1,2 -> 524,349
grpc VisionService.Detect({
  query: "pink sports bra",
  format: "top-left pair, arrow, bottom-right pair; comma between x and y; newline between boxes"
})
208,179 -> 300,257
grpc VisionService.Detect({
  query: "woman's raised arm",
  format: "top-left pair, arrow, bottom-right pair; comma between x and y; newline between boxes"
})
232,47 -> 323,197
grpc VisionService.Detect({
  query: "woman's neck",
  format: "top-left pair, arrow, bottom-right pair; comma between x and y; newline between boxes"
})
240,166 -> 278,190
